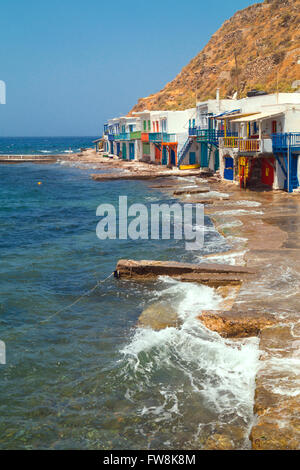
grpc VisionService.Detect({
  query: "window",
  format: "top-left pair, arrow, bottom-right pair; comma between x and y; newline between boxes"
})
272,121 -> 277,134
143,120 -> 147,131
148,120 -> 151,131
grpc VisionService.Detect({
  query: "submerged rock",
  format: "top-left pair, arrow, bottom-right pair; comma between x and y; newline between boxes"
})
204,433 -> 235,450
138,302 -> 181,330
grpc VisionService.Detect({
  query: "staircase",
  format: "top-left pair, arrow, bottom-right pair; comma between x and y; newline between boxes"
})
177,137 -> 194,167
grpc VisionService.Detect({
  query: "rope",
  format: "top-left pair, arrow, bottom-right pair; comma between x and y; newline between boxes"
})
38,272 -> 114,325
2,272 -> 114,338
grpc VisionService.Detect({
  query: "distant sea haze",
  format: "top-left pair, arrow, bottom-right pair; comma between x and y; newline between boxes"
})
0,136 -> 98,155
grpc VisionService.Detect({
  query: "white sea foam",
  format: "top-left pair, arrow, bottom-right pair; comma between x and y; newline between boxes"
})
201,191 -> 230,199
218,220 -> 243,229
234,200 -> 262,207
120,278 -> 260,446
214,209 -> 263,216
198,250 -> 247,266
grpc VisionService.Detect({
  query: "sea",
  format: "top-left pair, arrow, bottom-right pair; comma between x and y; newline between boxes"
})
0,137 -> 259,449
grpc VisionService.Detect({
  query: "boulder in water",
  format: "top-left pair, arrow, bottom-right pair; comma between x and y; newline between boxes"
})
138,302 -> 181,330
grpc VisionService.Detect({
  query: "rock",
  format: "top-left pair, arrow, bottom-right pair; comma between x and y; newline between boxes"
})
250,324 -> 300,449
91,170 -> 202,181
199,310 -> 276,338
173,187 -> 210,195
138,302 -> 181,330
250,422 -> 300,450
114,260 -> 256,287
204,433 -> 235,450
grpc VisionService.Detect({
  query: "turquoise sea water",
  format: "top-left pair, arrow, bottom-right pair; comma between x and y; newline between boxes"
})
0,162 -> 259,450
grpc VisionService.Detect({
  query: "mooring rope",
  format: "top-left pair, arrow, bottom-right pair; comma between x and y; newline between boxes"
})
38,272 -> 114,325
3,272 -> 115,339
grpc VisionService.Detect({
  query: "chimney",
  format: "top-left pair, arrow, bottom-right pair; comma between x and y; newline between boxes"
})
216,88 -> 220,111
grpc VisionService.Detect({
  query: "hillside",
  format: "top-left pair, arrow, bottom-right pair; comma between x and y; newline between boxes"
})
130,0 -> 300,112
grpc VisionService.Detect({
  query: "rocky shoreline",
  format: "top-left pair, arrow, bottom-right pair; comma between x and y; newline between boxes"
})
7,148 -> 298,449
70,149 -> 300,449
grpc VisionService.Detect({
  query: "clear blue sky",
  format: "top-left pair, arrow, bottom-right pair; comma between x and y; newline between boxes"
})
0,0 -> 260,136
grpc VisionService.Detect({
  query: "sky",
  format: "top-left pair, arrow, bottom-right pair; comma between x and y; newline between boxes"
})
0,0 -> 260,137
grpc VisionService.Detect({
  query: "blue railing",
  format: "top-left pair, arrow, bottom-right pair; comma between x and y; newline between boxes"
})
188,128 -> 238,142
148,132 -> 177,142
115,133 -> 130,141
108,134 -> 115,141
271,133 -> 300,152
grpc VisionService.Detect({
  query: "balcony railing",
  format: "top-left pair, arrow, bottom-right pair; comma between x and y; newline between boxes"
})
115,133 -> 130,141
271,133 -> 300,151
108,134 -> 115,141
239,139 -> 261,152
130,131 -> 141,140
221,136 -> 240,148
189,128 -> 238,141
141,132 -> 177,143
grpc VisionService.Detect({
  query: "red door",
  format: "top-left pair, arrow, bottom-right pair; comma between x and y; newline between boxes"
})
262,158 -> 274,186
155,146 -> 161,163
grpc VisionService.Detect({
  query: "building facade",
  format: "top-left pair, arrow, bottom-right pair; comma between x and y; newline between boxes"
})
218,93 -> 300,192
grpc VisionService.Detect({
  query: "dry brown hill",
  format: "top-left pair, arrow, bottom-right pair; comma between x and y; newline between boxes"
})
130,0 -> 300,113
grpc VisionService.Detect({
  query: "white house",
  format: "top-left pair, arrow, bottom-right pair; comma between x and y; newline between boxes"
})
218,93 -> 300,192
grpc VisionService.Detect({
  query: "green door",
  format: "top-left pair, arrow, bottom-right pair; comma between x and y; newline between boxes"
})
122,143 -> 127,160
200,143 -> 208,167
214,150 -> 219,171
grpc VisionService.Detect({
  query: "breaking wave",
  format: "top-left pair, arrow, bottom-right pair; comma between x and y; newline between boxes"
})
119,278 -> 260,449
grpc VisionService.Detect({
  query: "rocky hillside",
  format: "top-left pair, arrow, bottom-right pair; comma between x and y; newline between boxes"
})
131,0 -> 300,112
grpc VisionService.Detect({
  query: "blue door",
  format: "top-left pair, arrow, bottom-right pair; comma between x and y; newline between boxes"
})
200,143 -> 208,167
129,143 -> 135,160
291,155 -> 299,189
162,147 -> 167,165
189,152 -> 196,165
110,141 -> 114,154
116,142 -> 120,156
170,149 -> 176,165
122,143 -> 127,160
224,157 -> 234,180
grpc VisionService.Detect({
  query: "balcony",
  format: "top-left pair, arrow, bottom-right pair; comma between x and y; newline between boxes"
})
141,133 -> 177,143
189,128 -> 238,143
271,133 -> 300,152
220,137 -> 262,152
130,131 -> 141,140
239,139 -> 261,153
221,136 -> 240,148
108,134 -> 115,141
115,133 -> 130,141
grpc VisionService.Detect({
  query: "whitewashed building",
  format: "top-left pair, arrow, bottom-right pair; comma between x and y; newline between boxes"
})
218,93 -> 300,192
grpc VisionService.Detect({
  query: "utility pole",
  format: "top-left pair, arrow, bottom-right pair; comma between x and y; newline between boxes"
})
234,51 -> 240,100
